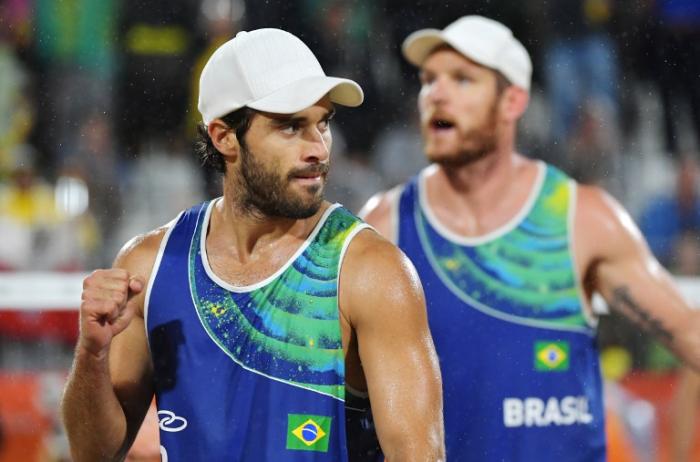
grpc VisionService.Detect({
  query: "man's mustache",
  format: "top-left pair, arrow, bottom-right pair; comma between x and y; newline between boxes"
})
288,163 -> 330,178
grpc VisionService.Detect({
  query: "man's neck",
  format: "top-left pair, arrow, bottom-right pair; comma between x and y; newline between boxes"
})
426,149 -> 537,236
211,191 -> 327,264
438,149 -> 522,201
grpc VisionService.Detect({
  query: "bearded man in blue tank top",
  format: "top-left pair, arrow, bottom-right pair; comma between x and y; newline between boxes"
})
361,15 -> 700,461
61,28 -> 445,462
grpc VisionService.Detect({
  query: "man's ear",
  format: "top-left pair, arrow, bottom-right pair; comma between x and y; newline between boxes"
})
500,86 -> 529,123
208,119 -> 240,159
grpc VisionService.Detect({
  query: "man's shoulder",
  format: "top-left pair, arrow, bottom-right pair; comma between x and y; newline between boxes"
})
112,204 -> 192,276
114,225 -> 170,271
573,183 -> 643,260
339,227 -> 423,321
574,184 -> 620,222
358,184 -> 406,242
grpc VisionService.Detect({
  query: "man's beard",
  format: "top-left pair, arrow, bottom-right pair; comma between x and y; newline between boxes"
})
429,102 -> 499,168
236,144 -> 328,219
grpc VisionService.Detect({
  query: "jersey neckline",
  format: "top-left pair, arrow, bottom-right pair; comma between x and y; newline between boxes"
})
418,160 -> 546,246
199,199 -> 342,293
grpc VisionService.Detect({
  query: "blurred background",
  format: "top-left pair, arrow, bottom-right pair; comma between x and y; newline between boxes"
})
0,0 -> 699,460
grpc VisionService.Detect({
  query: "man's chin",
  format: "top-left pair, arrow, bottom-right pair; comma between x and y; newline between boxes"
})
425,148 -> 462,163
285,192 -> 325,219
426,149 -> 493,167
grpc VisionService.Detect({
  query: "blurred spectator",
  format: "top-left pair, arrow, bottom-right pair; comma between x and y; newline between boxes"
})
114,136 -> 205,252
370,109 -> 428,189
116,0 -> 200,159
540,0 -> 623,194
31,0 -> 118,168
64,112 -> 123,265
186,0 -> 243,140
566,99 -> 624,195
650,0 -> 700,157
187,0 -> 244,199
0,5 -> 33,177
0,145 -> 99,271
638,155 -> 700,266
0,145 -> 59,270
298,0 -> 384,154
0,0 -> 32,49
542,0 -> 621,145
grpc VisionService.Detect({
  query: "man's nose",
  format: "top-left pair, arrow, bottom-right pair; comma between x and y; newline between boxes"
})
304,127 -> 330,161
422,78 -> 449,107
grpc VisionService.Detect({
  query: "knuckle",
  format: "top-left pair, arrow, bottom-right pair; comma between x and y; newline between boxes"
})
112,291 -> 126,304
113,268 -> 128,280
81,298 -> 100,315
83,273 -> 97,289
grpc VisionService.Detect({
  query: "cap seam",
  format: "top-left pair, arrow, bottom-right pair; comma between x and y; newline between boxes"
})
233,38 -> 255,110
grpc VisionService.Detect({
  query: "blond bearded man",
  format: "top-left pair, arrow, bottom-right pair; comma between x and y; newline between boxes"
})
362,15 -> 700,461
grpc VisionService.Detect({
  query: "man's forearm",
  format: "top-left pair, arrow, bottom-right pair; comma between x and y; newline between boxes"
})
676,319 -> 700,373
381,427 -> 445,462
61,348 -> 129,462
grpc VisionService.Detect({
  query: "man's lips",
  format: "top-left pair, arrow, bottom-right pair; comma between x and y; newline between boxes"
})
430,118 -> 456,130
289,165 -> 328,182
424,112 -> 457,133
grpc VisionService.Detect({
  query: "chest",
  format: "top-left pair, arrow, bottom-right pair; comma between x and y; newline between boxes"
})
205,240 -> 300,287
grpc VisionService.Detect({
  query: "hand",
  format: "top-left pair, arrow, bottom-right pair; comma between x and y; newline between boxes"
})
79,269 -> 144,357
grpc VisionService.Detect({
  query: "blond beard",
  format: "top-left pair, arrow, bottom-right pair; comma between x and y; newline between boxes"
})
426,104 -> 499,167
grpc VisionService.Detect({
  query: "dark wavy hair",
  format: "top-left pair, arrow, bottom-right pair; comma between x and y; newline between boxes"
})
195,107 -> 256,174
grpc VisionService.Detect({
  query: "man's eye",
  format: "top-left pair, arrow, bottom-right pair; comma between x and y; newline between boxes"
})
455,74 -> 472,85
281,123 -> 300,134
420,75 -> 435,85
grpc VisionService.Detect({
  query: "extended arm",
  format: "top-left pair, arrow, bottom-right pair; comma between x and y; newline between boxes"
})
671,368 -> 700,462
61,231 -> 163,461
341,230 -> 445,461
578,186 -> 700,371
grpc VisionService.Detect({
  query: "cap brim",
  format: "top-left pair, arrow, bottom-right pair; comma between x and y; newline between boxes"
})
247,75 -> 364,114
402,29 -> 449,67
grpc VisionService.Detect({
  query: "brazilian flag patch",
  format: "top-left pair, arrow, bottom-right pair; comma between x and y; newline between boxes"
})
534,341 -> 570,371
286,414 -> 332,452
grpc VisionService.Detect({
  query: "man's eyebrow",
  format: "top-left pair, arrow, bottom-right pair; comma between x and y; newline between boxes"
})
268,114 -> 305,126
267,108 -> 336,126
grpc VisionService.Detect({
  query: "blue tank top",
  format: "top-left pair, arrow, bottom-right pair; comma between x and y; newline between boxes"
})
397,163 -> 606,461
146,200 -> 369,461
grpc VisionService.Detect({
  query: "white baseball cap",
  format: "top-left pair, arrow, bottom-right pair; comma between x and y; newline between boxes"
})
198,28 -> 364,125
402,16 -> 532,91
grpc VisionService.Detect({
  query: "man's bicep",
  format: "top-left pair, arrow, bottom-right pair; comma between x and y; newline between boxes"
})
345,243 -> 443,459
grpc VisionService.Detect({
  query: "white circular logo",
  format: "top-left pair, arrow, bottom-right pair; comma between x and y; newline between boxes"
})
158,410 -> 188,432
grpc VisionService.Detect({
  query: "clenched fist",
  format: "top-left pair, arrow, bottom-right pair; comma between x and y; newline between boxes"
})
79,269 -> 145,357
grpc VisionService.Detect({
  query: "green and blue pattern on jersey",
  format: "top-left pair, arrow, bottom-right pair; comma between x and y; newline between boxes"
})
417,165 -> 589,332
189,206 -> 364,401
